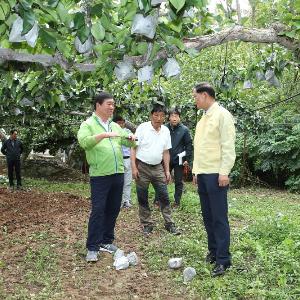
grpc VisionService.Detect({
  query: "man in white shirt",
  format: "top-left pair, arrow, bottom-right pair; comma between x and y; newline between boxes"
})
131,104 -> 180,235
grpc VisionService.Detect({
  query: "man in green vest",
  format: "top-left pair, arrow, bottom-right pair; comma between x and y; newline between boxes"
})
78,92 -> 136,262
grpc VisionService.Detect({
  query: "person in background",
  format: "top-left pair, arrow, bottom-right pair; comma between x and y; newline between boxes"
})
154,108 -> 193,208
77,92 -> 136,263
1,129 -> 23,191
192,82 -> 236,277
113,115 -> 133,209
131,103 -> 180,235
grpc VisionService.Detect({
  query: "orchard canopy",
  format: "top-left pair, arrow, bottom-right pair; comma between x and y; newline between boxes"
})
0,0 -> 300,189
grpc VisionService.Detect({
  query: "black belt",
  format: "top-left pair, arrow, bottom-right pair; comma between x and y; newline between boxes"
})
137,159 -> 161,167
123,156 -> 130,159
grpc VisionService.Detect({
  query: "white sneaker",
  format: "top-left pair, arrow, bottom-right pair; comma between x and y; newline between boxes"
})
86,250 -> 98,262
99,244 -> 118,253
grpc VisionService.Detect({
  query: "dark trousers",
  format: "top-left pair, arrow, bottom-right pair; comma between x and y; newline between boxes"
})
197,174 -> 231,265
86,174 -> 124,251
171,164 -> 183,204
155,164 -> 183,204
7,159 -> 22,187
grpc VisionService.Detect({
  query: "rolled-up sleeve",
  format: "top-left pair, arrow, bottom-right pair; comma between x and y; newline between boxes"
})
219,112 -> 236,175
77,122 -> 98,150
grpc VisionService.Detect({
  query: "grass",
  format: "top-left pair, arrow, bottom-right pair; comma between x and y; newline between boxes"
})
143,184 -> 300,299
24,178 -> 90,198
3,231 -> 62,300
2,178 -> 300,299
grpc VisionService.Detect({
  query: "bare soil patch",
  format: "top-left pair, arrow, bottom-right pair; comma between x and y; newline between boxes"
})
0,187 -> 188,299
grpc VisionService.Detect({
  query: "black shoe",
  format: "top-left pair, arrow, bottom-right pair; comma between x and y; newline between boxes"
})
143,226 -> 153,235
212,263 -> 231,277
205,252 -> 216,264
153,201 -> 160,208
165,224 -> 181,235
172,202 -> 180,209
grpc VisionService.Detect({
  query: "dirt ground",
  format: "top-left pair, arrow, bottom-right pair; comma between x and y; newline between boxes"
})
0,187 -> 189,300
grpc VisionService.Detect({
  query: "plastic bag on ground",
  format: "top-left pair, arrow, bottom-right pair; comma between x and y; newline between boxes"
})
113,249 -> 125,261
113,256 -> 129,270
183,267 -> 196,282
168,257 -> 183,269
131,14 -> 157,39
127,252 -> 139,266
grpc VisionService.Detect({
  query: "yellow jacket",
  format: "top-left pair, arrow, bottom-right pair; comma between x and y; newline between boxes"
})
193,102 -> 236,176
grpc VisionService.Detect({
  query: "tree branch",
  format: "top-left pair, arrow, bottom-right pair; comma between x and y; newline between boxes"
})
0,24 -> 298,72
183,24 -> 299,54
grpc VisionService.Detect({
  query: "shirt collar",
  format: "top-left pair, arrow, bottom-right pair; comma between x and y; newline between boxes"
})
93,112 -> 110,124
150,121 -> 161,132
205,102 -> 219,116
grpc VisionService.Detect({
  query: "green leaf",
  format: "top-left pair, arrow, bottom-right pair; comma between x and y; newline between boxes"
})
73,12 -> 85,30
149,42 -> 160,60
21,9 -> 35,35
165,36 -> 185,50
0,24 -> 6,36
19,0 -> 33,10
153,58 -> 165,70
94,43 -> 114,56
137,42 -> 148,54
0,9 -> 5,21
100,14 -> 111,31
138,0 -> 151,13
124,7 -> 137,21
170,0 -> 186,12
77,25 -> 90,44
284,30 -> 296,38
57,40 -> 72,58
40,28 -> 57,49
168,20 -> 182,32
0,2 -> 10,21
5,13 -> 18,27
115,28 -> 129,44
91,21 -> 105,41
57,3 -> 72,27
293,20 -> 300,29
48,0 -> 59,8
185,48 -> 199,57
8,0 -> 17,9
90,4 -> 103,18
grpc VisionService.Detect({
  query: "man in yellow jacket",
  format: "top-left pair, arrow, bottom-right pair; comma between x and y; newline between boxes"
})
192,82 -> 236,277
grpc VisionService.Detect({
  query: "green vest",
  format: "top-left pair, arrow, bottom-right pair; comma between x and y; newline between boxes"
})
77,113 -> 135,176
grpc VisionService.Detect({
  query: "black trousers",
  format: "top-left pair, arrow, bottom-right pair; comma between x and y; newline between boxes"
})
171,164 -> 184,204
86,174 -> 124,251
197,174 -> 231,265
7,159 -> 22,187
